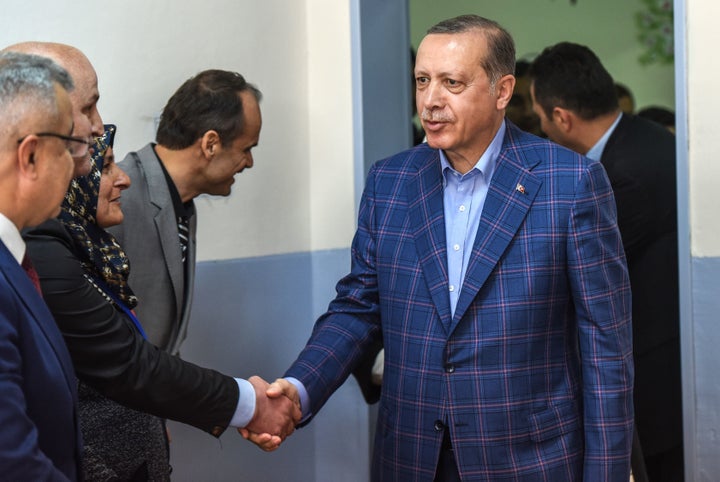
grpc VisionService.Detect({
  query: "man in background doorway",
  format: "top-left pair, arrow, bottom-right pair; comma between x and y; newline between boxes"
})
529,41 -> 682,482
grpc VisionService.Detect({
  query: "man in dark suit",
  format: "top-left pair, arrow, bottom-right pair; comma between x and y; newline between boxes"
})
249,15 -> 634,480
529,42 -> 681,482
0,52 -> 82,480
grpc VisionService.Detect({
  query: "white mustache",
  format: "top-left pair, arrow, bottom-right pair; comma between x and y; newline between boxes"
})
421,109 -> 452,123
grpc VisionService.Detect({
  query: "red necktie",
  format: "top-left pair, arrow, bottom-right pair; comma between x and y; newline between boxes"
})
21,254 -> 42,295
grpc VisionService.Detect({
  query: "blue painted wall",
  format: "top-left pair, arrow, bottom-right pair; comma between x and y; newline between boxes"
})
167,249 -> 373,482
689,257 -> 720,479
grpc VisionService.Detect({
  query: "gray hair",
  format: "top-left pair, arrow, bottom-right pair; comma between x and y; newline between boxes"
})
427,14 -> 515,88
0,52 -> 74,128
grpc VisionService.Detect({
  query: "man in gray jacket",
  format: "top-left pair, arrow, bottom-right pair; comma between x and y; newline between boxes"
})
109,69 -> 261,354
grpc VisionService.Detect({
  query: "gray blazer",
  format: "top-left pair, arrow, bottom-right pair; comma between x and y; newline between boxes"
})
109,143 -> 196,354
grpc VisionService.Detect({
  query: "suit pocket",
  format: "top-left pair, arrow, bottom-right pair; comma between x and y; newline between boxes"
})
527,400 -> 581,442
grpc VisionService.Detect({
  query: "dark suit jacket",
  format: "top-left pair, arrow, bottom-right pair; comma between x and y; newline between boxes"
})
286,123 -> 634,481
108,144 -> 195,355
0,240 -> 81,481
601,114 -> 681,456
24,220 -> 238,437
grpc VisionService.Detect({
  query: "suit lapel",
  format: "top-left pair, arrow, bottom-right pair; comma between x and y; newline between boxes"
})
0,243 -> 77,395
139,145 -> 185,316
407,151 -> 453,330
154,208 -> 184,310
451,134 -> 543,330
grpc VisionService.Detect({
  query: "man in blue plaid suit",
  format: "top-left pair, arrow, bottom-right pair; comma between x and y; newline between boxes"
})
251,14 -> 634,481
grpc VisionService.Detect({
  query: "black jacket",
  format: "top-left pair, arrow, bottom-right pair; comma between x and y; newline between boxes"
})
601,114 -> 681,456
24,219 -> 238,437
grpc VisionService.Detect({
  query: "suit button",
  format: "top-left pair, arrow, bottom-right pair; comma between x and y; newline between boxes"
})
434,420 -> 445,432
211,426 -> 223,437
445,363 -> 455,373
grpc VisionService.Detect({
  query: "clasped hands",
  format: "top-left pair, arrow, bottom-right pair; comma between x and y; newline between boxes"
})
239,376 -> 301,451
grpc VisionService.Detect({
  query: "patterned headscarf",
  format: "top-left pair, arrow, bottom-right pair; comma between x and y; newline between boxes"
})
58,124 -> 138,309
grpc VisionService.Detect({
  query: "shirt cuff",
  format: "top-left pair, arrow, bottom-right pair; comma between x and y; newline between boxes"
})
229,378 -> 256,428
285,376 -> 311,422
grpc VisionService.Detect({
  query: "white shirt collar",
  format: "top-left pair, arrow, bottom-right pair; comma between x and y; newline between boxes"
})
0,212 -> 25,265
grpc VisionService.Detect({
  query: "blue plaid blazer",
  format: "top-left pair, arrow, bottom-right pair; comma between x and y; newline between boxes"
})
287,123 -> 634,481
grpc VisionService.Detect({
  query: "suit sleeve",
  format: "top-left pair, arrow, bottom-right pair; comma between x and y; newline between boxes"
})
566,162 -> 634,481
350,337 -> 382,404
285,166 -> 383,418
602,168 -> 650,262
24,223 -> 239,436
0,286 -> 71,481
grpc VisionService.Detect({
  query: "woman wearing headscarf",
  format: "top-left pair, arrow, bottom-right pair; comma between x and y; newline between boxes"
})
30,125 -> 169,479
24,126 -> 300,480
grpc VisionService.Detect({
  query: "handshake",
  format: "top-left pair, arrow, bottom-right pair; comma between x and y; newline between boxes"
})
240,376 -> 302,451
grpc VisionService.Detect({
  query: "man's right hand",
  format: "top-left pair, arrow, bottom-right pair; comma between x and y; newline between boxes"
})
239,376 -> 301,451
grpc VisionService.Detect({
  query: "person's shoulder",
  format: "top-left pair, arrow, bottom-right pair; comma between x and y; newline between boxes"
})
117,143 -> 163,194
504,123 -> 589,170
371,143 -> 438,174
606,114 -> 675,164
23,219 -> 75,260
23,219 -> 78,276
23,218 -> 71,244
118,143 -> 156,169
622,113 -> 675,142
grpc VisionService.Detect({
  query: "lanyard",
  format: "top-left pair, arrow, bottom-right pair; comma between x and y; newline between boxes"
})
86,274 -> 148,340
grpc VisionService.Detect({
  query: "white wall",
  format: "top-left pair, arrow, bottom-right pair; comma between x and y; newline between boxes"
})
687,2 -> 720,256
0,0 -> 357,262
307,1 -> 357,254
683,0 -> 720,479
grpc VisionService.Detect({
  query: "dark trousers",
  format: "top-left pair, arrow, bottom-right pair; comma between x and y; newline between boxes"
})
645,445 -> 685,482
434,432 -> 461,482
632,425 -> 650,482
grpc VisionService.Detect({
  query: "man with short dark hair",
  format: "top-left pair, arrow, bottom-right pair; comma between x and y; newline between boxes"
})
108,69 -> 261,355
0,51 -> 81,480
529,41 -> 681,481
250,15 -> 634,480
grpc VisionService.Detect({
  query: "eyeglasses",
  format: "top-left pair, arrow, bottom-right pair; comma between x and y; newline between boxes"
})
17,132 -> 92,158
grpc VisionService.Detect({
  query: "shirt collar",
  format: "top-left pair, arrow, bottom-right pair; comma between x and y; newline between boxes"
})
440,120 -> 506,185
152,144 -> 195,219
0,212 -> 25,264
585,112 -> 623,162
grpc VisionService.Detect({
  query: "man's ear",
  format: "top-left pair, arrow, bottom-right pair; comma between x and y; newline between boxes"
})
16,136 -> 40,179
552,107 -> 573,134
496,74 -> 516,110
200,130 -> 221,160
